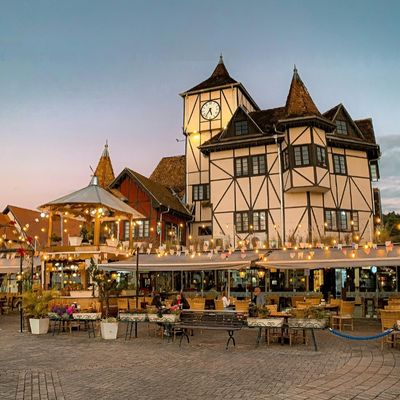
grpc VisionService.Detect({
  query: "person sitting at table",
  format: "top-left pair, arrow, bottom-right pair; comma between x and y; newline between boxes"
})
221,291 -> 231,309
171,293 -> 190,309
252,287 -> 265,307
151,294 -> 163,309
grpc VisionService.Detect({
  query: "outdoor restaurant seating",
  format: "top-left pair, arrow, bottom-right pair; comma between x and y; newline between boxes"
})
234,300 -> 249,314
380,310 -> 400,350
214,299 -> 224,310
331,301 -> 355,331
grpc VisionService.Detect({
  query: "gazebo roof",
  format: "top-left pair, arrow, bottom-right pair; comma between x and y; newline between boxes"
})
40,176 -> 144,219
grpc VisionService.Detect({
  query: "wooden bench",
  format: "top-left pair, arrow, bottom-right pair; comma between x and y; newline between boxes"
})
174,310 -> 246,350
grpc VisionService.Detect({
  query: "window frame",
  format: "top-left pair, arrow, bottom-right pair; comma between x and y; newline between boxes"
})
192,184 -> 210,201
282,148 -> 289,171
235,210 -> 267,233
234,155 -> 266,177
316,145 -> 328,168
235,211 -> 250,233
324,209 -> 358,233
333,154 -> 347,175
293,145 -> 311,167
336,120 -> 348,135
234,120 -> 249,136
370,162 -> 379,182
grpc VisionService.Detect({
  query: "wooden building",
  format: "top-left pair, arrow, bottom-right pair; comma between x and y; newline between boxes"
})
181,57 -> 381,249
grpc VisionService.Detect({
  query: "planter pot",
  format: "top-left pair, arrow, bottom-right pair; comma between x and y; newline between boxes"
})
68,236 -> 83,246
29,318 -> 50,335
288,318 -> 327,329
119,313 -> 147,322
247,317 -> 284,328
101,321 -> 119,339
106,239 -> 119,247
147,314 -> 179,323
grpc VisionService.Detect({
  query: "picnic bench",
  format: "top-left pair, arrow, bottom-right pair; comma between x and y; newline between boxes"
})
174,310 -> 246,350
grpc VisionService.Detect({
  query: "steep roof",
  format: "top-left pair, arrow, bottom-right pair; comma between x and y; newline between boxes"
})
122,169 -> 191,218
185,55 -> 238,93
285,67 -> 320,118
150,155 -> 186,198
354,118 -> 376,144
3,205 -> 81,249
250,107 -> 287,132
94,142 -> 115,188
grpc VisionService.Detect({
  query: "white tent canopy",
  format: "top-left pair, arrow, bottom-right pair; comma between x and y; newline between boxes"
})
98,251 -> 258,272
257,245 -> 400,270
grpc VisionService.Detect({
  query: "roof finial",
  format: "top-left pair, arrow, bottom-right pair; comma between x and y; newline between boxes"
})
102,140 -> 110,157
219,53 -> 224,64
293,64 -> 299,79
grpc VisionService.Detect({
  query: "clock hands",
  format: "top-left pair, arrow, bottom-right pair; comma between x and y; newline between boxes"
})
207,108 -> 213,116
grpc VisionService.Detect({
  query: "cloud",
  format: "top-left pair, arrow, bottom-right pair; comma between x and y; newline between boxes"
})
376,135 -> 400,213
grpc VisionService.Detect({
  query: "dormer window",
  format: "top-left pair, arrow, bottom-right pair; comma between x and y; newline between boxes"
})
336,120 -> 348,135
235,121 -> 249,136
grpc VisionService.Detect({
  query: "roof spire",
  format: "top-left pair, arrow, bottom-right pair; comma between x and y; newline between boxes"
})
219,53 -> 224,64
94,141 -> 115,188
293,64 -> 298,79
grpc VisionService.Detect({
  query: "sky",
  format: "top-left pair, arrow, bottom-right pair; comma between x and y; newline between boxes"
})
0,0 -> 399,212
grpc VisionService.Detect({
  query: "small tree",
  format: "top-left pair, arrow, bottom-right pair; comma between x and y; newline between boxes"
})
87,258 -> 119,318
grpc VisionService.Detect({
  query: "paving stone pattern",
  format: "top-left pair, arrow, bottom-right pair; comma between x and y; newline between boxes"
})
0,314 -> 399,400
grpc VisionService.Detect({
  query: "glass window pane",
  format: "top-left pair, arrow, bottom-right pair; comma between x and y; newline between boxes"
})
302,146 -> 309,164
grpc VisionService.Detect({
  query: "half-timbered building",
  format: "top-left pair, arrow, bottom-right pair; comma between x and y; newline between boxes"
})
181,58 -> 381,249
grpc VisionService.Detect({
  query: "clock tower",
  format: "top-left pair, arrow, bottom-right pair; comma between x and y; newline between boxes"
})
180,56 -> 259,239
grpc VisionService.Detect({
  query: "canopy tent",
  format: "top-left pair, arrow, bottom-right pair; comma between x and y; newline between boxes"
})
98,251 -> 259,272
40,176 -> 144,220
39,176 -> 144,247
257,244 -> 400,270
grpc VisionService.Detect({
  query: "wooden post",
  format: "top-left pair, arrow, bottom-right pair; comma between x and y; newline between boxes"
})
129,217 -> 133,250
94,214 -> 101,246
47,211 -> 53,247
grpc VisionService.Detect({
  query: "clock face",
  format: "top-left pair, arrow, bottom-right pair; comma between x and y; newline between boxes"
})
201,100 -> 220,120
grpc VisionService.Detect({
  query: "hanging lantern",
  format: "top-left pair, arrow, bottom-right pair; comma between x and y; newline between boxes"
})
257,268 -> 265,279
111,272 -> 118,280
239,269 -> 246,279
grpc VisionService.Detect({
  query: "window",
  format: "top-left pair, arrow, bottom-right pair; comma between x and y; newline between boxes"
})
235,210 -> 266,233
252,155 -> 266,175
193,184 -> 209,201
336,120 -> 348,135
282,148 -> 289,171
123,221 -> 130,240
198,226 -> 212,236
235,121 -> 249,136
253,211 -> 266,231
324,210 -> 337,231
370,162 -> 379,181
293,145 -> 310,167
324,209 -> 358,232
134,220 -> 150,238
235,211 -> 249,233
333,154 -> 346,175
235,155 -> 266,177
316,146 -> 327,168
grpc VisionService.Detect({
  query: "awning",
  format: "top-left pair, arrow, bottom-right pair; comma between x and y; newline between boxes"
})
0,257 -> 41,274
98,251 -> 259,272
257,245 -> 400,270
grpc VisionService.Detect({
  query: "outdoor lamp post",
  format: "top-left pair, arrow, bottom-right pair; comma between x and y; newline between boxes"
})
16,267 -> 23,333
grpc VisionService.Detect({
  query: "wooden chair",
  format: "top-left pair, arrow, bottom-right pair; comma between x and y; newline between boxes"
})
235,300 -> 249,314
128,298 -> 141,310
329,298 -> 341,306
291,296 -> 305,308
117,298 -> 128,313
296,302 -> 311,310
190,298 -> 206,311
385,305 -> 400,310
214,299 -> 224,311
380,310 -> 400,350
332,301 -> 355,331
266,304 -> 278,313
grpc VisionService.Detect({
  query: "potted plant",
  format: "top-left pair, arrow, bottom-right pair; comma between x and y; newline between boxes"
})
289,307 -> 329,329
50,233 -> 62,246
88,259 -> 120,339
119,308 -> 147,322
23,289 -> 56,334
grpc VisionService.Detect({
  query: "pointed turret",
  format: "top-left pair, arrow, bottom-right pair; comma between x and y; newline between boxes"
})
94,141 -> 115,188
184,55 -> 238,93
285,66 -> 320,118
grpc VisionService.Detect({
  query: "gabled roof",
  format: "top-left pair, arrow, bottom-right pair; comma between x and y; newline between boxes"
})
285,66 -> 321,118
3,205 -> 81,248
0,214 -> 20,242
112,168 -> 192,218
354,118 -> 376,144
94,141 -> 115,188
40,177 -> 144,219
185,55 -> 238,93
150,155 -> 186,197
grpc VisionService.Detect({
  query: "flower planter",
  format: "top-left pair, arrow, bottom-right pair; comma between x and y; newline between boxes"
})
288,318 -> 327,329
73,312 -> 102,320
119,313 -> 147,322
68,236 -> 83,246
100,321 -> 119,339
29,318 -> 50,335
147,314 -> 179,323
247,317 -> 284,328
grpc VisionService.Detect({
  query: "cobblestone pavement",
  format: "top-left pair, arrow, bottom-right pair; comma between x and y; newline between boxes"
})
1,314 -> 400,400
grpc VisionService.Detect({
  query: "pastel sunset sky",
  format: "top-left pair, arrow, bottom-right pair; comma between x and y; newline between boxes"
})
1,0 -> 399,211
